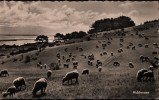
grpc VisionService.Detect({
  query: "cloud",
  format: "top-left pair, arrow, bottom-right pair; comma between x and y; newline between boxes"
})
0,1 -> 158,35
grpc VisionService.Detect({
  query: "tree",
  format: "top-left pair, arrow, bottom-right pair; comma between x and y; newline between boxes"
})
54,33 -> 64,40
88,16 -> 135,34
35,35 -> 48,43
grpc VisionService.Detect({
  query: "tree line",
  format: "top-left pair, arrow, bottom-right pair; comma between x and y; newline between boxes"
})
88,16 -> 135,34
35,16 -> 136,42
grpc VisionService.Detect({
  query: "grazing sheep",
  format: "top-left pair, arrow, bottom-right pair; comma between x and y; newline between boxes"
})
153,43 -> 158,46
82,69 -> 89,75
56,53 -> 60,58
100,53 -> 103,56
107,41 -> 111,45
32,78 -> 47,96
44,64 -> 47,69
102,44 -> 107,47
98,66 -> 102,72
152,51 -> 157,55
96,45 -> 99,48
144,57 -> 149,62
145,44 -> 149,48
120,43 -> 123,47
47,70 -> 52,79
136,68 -> 148,82
40,65 -> 43,69
120,38 -> 124,42
127,46 -> 130,49
0,69 -> 9,77
66,59 -> 70,62
79,48 -> 83,51
4,86 -> 16,97
62,56 -> 65,60
129,62 -> 134,68
149,65 -> 154,71
111,52 -> 113,56
88,60 -> 93,66
113,62 -> 120,66
132,46 -> 135,50
58,59 -> 61,63
64,63 -> 69,68
73,61 -> 78,66
129,42 -> 133,46
143,70 -> 154,81
37,63 -> 41,68
88,54 -> 94,60
13,77 -> 26,91
62,70 -> 79,85
138,44 -> 142,47
72,57 -> 75,61
103,51 -> 107,55
2,92 -> 9,97
69,53 -> 72,58
140,55 -> 145,62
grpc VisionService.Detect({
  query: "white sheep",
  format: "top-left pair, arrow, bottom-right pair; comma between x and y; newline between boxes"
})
32,78 -> 47,96
13,77 -> 26,91
47,70 -> 52,79
2,86 -> 16,97
98,66 -> 102,72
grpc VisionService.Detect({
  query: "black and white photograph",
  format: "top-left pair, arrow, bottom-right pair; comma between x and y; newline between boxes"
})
0,0 -> 159,99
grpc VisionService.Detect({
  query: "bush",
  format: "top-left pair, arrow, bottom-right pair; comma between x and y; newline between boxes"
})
24,55 -> 31,63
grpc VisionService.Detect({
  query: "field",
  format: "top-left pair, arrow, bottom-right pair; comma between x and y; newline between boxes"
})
0,24 -> 159,99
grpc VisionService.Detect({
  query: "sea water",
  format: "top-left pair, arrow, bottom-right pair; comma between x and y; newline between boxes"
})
0,35 -> 54,45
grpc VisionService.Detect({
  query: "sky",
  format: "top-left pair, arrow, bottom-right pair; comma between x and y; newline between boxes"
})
0,1 -> 158,35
